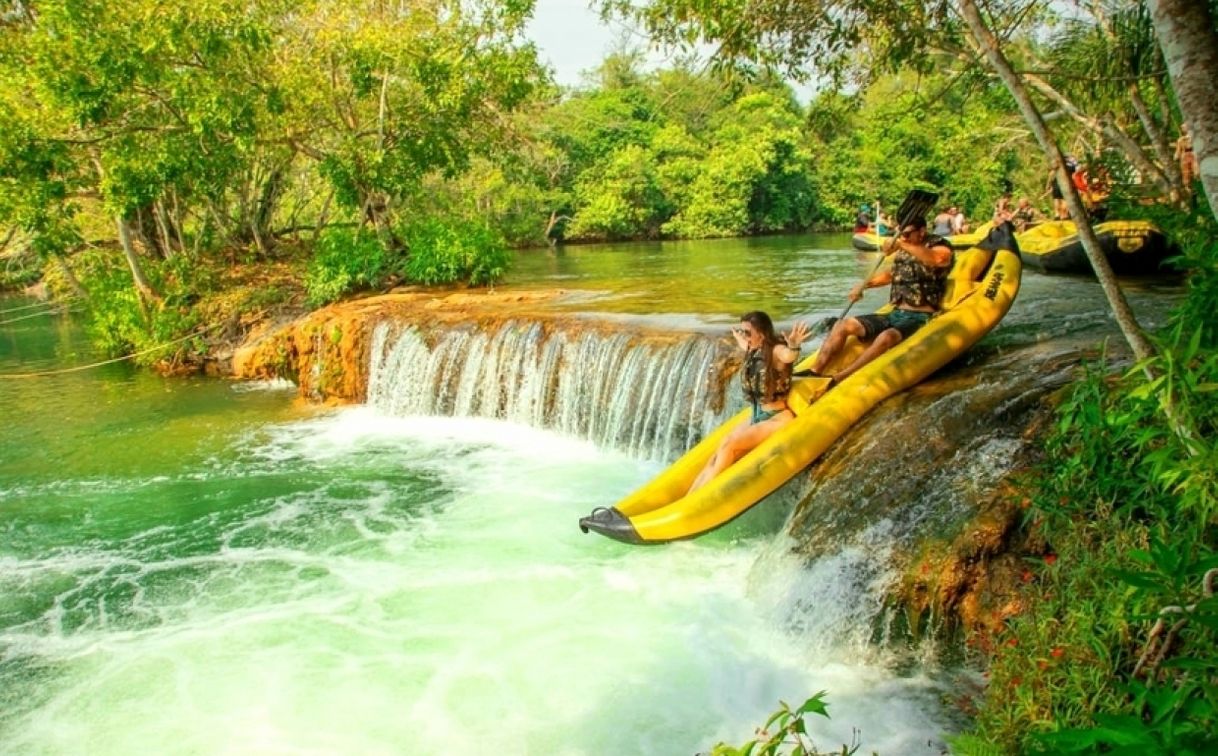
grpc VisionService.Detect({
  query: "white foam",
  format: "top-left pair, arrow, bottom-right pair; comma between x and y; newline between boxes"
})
229,378 -> 298,393
1,408 -> 950,755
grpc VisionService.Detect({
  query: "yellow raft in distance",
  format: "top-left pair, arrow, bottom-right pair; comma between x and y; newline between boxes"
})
856,221 -> 995,252
1016,219 -> 1169,274
579,225 -> 1024,545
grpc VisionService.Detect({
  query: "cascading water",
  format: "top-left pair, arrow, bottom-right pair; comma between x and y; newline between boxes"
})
365,320 -> 732,461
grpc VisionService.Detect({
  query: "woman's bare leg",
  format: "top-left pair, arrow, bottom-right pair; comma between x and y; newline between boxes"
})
687,413 -> 793,494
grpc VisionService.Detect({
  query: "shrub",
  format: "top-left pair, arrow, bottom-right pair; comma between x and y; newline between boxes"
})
400,218 -> 509,286
304,227 -> 395,306
56,247 -> 204,367
0,246 -> 42,290
712,692 -> 866,756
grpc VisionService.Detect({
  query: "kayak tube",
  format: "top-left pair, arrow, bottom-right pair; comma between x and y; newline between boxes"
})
580,223 -> 1024,544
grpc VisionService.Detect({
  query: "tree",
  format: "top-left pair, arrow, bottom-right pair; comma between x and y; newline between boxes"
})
1145,0 -> 1218,220
274,1 -> 543,247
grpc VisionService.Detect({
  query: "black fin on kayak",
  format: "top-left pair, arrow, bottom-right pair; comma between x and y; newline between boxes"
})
979,219 -> 1019,254
578,507 -> 643,544
806,315 -> 838,338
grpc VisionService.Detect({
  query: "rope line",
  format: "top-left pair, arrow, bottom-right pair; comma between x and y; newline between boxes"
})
0,307 -> 72,327
0,326 -> 215,379
0,299 -> 76,316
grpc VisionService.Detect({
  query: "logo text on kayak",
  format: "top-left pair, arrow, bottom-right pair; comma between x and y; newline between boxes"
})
984,271 -> 1005,300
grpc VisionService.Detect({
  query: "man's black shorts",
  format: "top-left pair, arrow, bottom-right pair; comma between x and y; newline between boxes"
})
855,310 -> 933,340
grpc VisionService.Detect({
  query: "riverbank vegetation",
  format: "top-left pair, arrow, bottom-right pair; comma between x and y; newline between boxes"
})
950,205 -> 1218,754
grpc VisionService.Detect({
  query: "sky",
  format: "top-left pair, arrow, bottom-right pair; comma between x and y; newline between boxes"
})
525,0 -> 816,100
525,0 -> 680,88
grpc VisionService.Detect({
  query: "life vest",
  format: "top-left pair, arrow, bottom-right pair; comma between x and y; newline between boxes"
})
741,347 -> 792,404
889,241 -> 952,310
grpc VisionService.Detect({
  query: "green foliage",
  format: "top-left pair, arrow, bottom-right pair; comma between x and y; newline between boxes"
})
808,77 -> 1026,227
401,218 -> 510,287
963,323 -> 1218,753
568,144 -> 670,239
304,228 -> 395,306
55,247 -> 204,366
711,692 -> 868,756
0,0 -> 545,315
662,92 -> 813,238
0,244 -> 42,290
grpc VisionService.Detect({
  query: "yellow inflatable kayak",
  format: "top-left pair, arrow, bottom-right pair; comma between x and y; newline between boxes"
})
851,231 -> 892,251
857,222 -> 995,252
579,224 -> 1023,544
945,221 -> 994,250
1017,219 -> 1169,274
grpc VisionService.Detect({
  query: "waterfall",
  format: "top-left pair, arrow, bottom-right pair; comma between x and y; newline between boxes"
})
365,321 -> 732,460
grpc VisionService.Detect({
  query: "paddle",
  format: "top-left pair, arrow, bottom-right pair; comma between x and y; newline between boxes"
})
808,188 -> 940,338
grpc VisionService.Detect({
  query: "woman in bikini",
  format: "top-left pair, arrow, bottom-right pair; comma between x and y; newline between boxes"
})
687,311 -> 809,494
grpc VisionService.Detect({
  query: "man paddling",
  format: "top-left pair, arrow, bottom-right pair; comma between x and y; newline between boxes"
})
807,215 -> 953,387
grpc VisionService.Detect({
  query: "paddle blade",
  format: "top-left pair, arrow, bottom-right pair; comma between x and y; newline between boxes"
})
894,189 -> 939,227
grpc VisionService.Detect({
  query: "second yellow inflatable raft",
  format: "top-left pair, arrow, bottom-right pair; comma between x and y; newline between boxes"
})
1017,219 -> 1169,274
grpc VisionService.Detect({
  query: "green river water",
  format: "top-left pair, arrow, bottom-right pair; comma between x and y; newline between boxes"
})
0,234 -> 1179,754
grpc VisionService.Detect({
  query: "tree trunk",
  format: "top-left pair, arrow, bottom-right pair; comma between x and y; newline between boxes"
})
1146,0 -> 1218,220
53,251 -> 89,300
252,165 -> 286,256
361,189 -> 400,250
956,0 -> 1156,363
133,205 -> 168,259
154,200 -> 176,259
1128,82 -> 1185,203
170,189 -> 187,254
316,188 -> 336,236
116,216 -> 160,301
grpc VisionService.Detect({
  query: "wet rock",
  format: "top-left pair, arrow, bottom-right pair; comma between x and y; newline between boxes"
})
785,340 -> 1108,641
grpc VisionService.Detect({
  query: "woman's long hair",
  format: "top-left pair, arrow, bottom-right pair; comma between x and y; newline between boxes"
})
741,310 -> 782,400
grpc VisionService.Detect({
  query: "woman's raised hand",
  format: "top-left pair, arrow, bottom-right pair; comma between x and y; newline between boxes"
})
731,326 -> 749,350
785,320 -> 810,349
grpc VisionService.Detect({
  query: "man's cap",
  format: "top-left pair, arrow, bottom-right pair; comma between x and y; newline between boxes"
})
902,215 -> 928,231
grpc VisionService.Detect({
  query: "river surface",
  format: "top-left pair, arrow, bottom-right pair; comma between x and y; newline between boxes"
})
0,234 -> 1180,754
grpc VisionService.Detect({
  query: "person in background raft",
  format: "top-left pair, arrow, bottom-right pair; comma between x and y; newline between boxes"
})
854,204 -> 872,233
951,206 -> 968,234
687,312 -> 810,494
1046,157 -> 1076,219
804,215 -> 953,388
1176,123 -> 1199,189
994,190 -> 1013,221
875,212 -> 893,235
1011,197 -> 1043,231
931,206 -> 954,236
